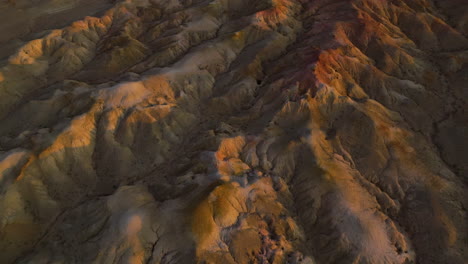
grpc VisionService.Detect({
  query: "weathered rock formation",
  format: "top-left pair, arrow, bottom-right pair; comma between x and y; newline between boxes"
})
0,0 -> 467,263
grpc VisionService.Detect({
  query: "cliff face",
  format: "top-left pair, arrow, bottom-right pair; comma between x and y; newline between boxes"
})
0,0 -> 466,263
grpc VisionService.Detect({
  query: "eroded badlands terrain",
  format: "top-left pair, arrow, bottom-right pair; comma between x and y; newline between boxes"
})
0,0 -> 467,263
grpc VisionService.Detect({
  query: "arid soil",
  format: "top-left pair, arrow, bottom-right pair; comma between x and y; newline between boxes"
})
0,0 -> 467,263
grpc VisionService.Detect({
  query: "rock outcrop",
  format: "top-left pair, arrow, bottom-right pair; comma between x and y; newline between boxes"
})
0,0 -> 466,263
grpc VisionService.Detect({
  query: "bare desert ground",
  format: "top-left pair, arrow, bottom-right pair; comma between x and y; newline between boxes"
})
0,0 -> 467,263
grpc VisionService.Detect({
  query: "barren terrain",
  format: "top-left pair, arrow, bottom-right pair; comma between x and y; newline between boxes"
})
0,0 -> 467,263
